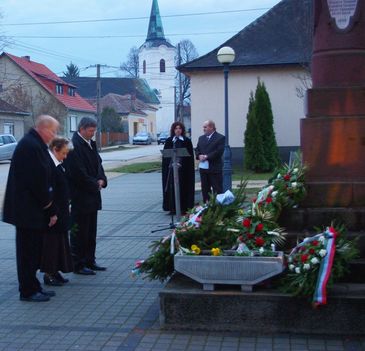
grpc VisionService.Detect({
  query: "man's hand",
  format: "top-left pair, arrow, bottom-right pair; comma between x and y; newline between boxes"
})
97,179 -> 105,190
48,215 -> 58,227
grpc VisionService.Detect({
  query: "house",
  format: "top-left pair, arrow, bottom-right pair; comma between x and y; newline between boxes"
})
89,93 -> 158,143
0,98 -> 30,140
0,52 -> 96,137
178,0 -> 313,163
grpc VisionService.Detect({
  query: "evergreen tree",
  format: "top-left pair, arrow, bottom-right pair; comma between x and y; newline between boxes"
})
63,62 -> 80,78
101,107 -> 122,132
244,91 -> 266,171
254,79 -> 279,171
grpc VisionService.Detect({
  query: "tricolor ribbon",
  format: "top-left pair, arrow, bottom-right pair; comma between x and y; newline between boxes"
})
313,227 -> 337,306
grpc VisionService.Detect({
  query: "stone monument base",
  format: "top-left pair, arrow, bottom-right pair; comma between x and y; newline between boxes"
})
159,273 -> 365,335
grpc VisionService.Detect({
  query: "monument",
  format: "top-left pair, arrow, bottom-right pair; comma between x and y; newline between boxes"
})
301,0 -> 365,210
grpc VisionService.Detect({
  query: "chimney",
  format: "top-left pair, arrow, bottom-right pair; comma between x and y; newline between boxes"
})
21,56 -> 31,61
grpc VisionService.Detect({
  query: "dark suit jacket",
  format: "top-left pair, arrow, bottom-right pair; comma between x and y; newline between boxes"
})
64,132 -> 107,214
195,131 -> 225,173
3,129 -> 55,229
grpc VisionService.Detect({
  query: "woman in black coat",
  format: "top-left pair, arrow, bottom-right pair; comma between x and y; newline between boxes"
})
162,122 -> 195,214
40,137 -> 73,285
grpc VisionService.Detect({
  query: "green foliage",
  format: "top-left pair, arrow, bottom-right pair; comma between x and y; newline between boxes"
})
244,79 -> 279,172
63,62 -> 80,78
101,107 -> 122,132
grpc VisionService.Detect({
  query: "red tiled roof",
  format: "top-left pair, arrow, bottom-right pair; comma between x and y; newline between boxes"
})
3,52 -> 95,113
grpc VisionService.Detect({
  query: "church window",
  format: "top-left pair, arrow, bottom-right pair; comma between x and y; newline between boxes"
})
143,60 -> 146,74
160,59 -> 166,73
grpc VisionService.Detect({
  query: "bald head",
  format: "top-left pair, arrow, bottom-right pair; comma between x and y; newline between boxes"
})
203,120 -> 216,136
35,115 -> 59,145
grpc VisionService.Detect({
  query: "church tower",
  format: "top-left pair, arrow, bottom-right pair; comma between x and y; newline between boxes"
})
139,0 -> 176,133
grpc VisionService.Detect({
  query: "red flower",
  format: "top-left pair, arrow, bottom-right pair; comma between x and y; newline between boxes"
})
242,218 -> 251,228
284,174 -> 291,181
266,197 -> 273,203
247,233 -> 254,239
238,235 -> 244,242
309,248 -> 316,254
312,240 -> 319,246
252,197 -> 257,203
255,237 -> 265,247
301,254 -> 309,263
256,223 -> 264,232
195,216 -> 202,223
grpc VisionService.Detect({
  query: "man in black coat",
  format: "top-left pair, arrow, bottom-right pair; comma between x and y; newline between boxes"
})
65,117 -> 107,275
3,115 -> 59,302
195,120 -> 225,203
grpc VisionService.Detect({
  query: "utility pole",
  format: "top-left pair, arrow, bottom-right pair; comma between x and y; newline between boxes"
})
96,64 -> 102,151
174,86 -> 177,122
178,43 -> 183,122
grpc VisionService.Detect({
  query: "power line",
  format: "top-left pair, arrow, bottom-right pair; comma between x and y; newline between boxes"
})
3,8 -> 270,26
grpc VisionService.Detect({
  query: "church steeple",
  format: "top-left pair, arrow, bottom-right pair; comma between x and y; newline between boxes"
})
146,0 -> 165,42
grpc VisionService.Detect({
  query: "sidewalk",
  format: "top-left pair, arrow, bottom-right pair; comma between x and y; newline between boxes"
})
0,173 -> 363,351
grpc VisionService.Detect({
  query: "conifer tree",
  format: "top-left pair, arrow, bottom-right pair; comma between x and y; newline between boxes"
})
244,91 -> 266,171
254,79 -> 279,171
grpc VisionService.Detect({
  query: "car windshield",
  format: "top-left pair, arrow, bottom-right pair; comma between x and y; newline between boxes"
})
135,132 -> 148,137
160,132 -> 169,137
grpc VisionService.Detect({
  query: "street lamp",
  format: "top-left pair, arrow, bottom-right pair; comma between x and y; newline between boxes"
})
217,46 -> 235,191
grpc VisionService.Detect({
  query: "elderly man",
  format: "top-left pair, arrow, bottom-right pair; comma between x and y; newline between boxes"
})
195,120 -> 225,203
65,117 -> 107,275
3,115 -> 59,302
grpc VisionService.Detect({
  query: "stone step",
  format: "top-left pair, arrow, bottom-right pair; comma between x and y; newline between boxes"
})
160,273 -> 365,335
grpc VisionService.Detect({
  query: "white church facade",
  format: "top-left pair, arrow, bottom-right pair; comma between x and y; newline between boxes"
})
139,0 -> 176,133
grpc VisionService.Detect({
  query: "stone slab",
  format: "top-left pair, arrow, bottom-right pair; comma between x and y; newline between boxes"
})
160,273 -> 365,335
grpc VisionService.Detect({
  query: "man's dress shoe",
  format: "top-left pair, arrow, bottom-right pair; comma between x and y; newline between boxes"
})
44,274 -> 63,286
74,267 -> 96,275
55,272 -> 69,283
20,292 -> 50,302
87,263 -> 107,271
40,289 -> 56,297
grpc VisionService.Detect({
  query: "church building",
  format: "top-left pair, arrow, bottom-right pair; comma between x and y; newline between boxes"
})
139,0 -> 176,133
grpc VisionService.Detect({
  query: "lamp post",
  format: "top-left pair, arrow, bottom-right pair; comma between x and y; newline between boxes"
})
217,46 -> 235,191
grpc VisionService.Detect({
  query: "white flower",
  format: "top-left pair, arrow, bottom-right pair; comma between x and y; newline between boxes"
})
259,247 -> 264,254
277,173 -> 281,179
293,168 -> 298,174
311,257 -> 320,265
318,235 -> 326,243
268,185 -> 274,191
291,182 -> 297,188
288,256 -> 293,263
303,263 -> 311,270
289,264 -> 295,271
295,267 -> 301,274
271,191 -> 278,197
319,249 -> 327,257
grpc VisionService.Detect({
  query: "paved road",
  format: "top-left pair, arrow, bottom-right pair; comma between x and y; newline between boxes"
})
0,172 -> 364,351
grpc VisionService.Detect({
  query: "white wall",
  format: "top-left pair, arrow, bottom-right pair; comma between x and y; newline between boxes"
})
189,66 -> 308,148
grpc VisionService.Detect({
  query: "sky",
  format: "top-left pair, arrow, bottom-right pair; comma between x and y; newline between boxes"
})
0,0 -> 281,77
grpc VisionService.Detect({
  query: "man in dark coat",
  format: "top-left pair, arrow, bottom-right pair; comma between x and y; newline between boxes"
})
195,120 -> 225,203
3,115 -> 59,302
65,117 -> 107,275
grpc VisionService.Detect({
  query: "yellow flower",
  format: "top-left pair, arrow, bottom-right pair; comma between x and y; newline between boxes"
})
211,247 -> 221,256
191,244 -> 201,255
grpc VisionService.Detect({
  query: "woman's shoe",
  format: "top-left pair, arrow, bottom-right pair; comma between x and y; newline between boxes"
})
43,274 -> 63,286
55,272 -> 69,284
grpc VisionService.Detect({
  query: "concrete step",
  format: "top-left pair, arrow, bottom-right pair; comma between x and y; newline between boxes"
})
160,273 -> 365,335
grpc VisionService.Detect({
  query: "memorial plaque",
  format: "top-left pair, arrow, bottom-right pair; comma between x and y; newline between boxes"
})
327,0 -> 358,29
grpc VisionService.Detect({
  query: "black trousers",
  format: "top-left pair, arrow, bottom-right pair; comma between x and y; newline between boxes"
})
199,170 -> 223,203
70,211 -> 98,270
16,228 -> 43,298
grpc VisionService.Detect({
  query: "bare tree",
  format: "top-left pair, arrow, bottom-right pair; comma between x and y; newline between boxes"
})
175,39 -> 198,118
120,47 -> 139,78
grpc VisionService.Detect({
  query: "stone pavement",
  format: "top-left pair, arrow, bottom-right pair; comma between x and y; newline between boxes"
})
0,173 -> 364,351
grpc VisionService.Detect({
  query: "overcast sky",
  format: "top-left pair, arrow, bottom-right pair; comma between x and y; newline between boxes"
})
1,0 -> 281,77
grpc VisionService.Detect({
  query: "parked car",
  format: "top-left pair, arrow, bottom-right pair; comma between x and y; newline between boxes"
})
0,134 -> 17,161
157,131 -> 169,145
132,132 -> 152,145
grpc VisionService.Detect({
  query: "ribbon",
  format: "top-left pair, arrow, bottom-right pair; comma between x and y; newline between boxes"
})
313,227 -> 337,306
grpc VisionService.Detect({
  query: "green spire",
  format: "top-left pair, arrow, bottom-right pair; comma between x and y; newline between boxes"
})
146,0 -> 165,41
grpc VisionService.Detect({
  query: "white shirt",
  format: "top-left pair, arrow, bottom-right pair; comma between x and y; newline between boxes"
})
77,132 -> 92,149
48,150 -> 62,167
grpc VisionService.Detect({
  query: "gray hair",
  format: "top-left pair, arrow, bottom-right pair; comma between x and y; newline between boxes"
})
78,117 -> 97,131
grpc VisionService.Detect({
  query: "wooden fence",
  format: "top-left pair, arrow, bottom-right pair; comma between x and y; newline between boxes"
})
101,132 -> 129,147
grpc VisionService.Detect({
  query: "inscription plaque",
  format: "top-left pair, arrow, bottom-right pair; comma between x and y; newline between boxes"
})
327,0 -> 358,29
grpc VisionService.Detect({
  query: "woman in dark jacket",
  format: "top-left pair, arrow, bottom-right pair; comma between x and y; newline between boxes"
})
41,137 -> 73,285
162,122 -> 195,214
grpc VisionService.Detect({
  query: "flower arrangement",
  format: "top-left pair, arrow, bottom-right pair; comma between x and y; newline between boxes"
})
280,224 -> 359,305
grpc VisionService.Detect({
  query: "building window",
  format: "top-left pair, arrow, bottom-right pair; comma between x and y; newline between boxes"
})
70,115 -> 77,132
3,123 -> 14,136
68,87 -> 76,96
143,60 -> 146,74
56,84 -> 64,94
160,59 -> 165,73
0,84 -> 3,93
